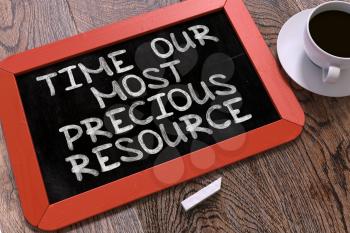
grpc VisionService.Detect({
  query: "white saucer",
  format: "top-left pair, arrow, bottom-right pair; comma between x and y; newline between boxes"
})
277,9 -> 350,97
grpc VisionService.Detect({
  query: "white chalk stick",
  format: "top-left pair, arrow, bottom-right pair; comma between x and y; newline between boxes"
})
181,177 -> 222,211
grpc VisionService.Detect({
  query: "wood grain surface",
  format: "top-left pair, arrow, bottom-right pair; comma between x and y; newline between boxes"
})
0,0 -> 350,232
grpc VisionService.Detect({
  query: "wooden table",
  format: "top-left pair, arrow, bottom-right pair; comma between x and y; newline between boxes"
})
0,0 -> 349,232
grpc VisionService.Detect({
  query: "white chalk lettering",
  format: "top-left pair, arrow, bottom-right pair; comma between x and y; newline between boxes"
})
91,80 -> 127,109
129,101 -> 153,125
138,129 -> 163,155
160,60 -> 181,83
65,154 -> 99,181
80,117 -> 113,143
170,31 -> 196,53
168,88 -> 192,112
105,107 -> 134,134
179,114 -> 213,139
209,74 -> 237,96
58,65 -> 83,91
115,138 -> 143,162
143,68 -> 169,89
59,125 -> 83,151
78,57 -> 114,84
108,50 -> 134,73
36,72 -> 57,96
223,98 -> 252,123
92,143 -> 120,172
151,37 -> 174,59
206,105 -> 231,129
188,81 -> 216,105
188,25 -> 219,46
159,123 -> 188,147
122,74 -> 146,97
147,93 -> 174,120
49,23 -> 259,182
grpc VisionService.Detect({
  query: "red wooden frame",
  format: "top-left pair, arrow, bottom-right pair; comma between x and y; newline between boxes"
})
0,0 -> 304,230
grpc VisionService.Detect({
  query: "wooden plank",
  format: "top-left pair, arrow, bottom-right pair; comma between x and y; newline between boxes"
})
1,0 -> 350,232
134,0 -> 350,232
57,206 -> 144,233
0,0 -> 178,232
0,1 -> 144,232
243,1 -> 350,231
0,0 -> 77,60
66,0 -> 180,33
0,0 -> 76,232
63,1 -> 180,232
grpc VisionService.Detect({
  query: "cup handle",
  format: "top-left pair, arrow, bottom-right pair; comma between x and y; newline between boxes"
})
322,65 -> 341,83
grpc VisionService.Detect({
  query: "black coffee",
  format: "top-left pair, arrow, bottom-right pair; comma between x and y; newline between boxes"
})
309,10 -> 350,58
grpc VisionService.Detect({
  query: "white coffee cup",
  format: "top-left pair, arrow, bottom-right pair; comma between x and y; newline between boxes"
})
304,1 -> 350,83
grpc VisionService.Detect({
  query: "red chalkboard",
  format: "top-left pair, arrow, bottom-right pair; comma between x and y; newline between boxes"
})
0,0 -> 304,230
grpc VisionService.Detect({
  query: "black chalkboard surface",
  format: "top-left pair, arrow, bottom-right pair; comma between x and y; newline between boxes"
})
16,11 -> 280,204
